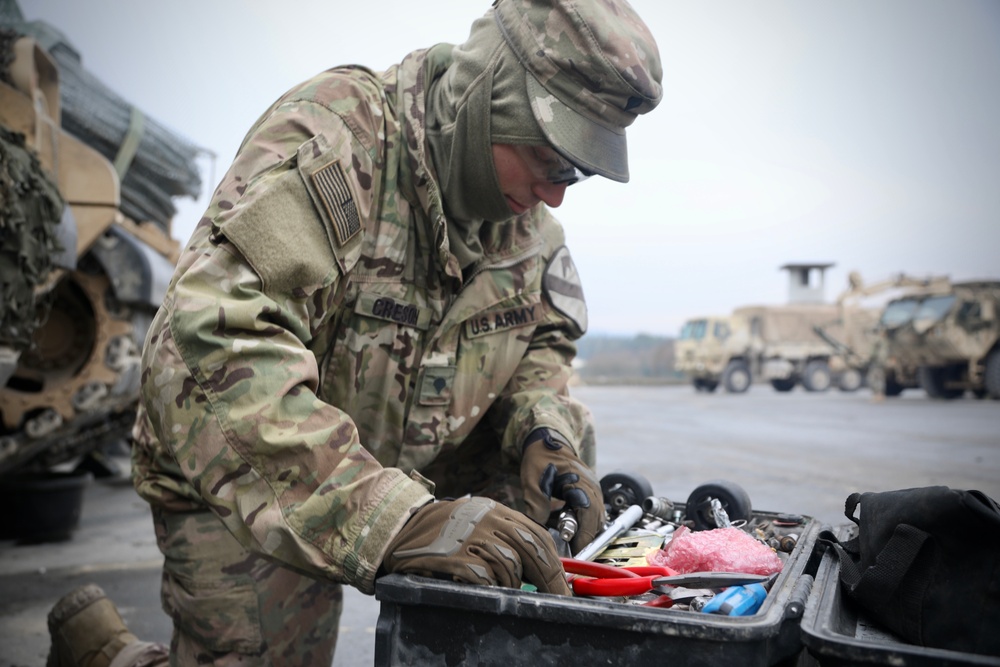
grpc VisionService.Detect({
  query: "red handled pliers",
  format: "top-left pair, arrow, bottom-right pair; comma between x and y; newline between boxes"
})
560,558 -> 771,597
561,558 -> 678,597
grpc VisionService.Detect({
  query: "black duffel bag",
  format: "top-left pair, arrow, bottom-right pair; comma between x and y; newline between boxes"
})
819,486 -> 1000,656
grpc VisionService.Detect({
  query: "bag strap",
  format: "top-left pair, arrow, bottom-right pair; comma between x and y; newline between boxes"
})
817,529 -> 864,589
854,524 -> 930,601
820,524 -> 934,643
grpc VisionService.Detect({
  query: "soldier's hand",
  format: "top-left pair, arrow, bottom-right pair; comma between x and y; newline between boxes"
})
381,496 -> 571,595
520,428 -> 605,555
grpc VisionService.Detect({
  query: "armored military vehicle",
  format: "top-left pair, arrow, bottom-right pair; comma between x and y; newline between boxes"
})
811,272 -> 950,394
875,280 -> 1000,399
0,2 -> 201,479
675,264 -> 878,393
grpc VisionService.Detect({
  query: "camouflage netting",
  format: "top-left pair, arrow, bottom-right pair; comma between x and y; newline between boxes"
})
0,122 -> 64,350
0,0 -> 202,231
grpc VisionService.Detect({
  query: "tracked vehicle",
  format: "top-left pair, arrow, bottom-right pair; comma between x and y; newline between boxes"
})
0,3 -> 202,477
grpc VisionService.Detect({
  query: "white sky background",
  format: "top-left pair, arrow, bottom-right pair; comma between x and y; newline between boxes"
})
18,0 -> 1000,336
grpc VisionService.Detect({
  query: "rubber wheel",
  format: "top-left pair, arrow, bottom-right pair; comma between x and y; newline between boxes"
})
702,380 -> 718,393
885,376 -> 905,397
722,361 -> 751,393
600,471 -> 654,517
837,368 -> 863,392
985,348 -> 1000,399
684,480 -> 753,531
918,366 -> 964,399
770,378 -> 795,392
802,360 -> 832,392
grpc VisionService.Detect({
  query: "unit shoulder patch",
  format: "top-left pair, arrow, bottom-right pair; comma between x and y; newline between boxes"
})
543,245 -> 588,335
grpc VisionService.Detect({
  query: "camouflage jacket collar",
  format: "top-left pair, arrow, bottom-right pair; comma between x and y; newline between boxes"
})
387,46 -> 463,282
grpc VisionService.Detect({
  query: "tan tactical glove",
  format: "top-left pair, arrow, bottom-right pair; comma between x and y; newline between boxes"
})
382,496 -> 571,595
520,428 -> 605,555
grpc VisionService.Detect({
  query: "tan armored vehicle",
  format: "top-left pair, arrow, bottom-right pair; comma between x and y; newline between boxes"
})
0,4 -> 201,478
811,272 -> 949,394
876,280 -> 1000,399
675,264 -> 878,393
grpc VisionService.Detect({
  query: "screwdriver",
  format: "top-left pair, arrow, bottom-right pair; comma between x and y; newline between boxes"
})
699,582 -> 768,616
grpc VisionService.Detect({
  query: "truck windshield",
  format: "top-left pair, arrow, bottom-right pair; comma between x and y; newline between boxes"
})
880,298 -> 920,328
679,320 -> 708,340
913,295 -> 956,324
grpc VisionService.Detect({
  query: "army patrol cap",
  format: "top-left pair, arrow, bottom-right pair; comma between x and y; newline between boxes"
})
494,0 -> 663,183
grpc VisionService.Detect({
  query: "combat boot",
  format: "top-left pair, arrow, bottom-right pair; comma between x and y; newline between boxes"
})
47,584 -> 138,667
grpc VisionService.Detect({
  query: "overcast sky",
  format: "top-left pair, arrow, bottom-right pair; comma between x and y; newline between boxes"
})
17,0 -> 1000,336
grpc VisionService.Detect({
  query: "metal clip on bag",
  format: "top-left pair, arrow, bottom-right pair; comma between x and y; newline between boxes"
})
818,486 -> 1000,656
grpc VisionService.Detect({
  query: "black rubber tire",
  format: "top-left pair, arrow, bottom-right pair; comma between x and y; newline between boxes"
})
837,368 -> 863,392
600,471 -> 654,517
722,361 -> 751,393
770,378 -> 796,392
802,360 -> 832,392
693,378 -> 718,393
685,480 -> 753,530
985,348 -> 1000,400
918,366 -> 964,400
885,376 -> 905,397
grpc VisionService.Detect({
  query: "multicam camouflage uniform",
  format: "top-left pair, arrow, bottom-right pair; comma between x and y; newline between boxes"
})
120,0 -> 662,662
130,23 -> 594,667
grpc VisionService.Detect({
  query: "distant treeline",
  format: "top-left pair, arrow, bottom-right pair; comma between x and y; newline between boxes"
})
574,334 -> 683,384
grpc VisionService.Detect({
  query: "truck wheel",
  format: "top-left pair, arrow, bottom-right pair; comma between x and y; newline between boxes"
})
802,360 -> 832,392
984,349 -> 1000,399
837,368 -> 863,392
885,375 -> 905,397
918,366 -> 963,399
722,361 -> 751,393
770,378 -> 795,392
685,480 -> 753,531
702,380 -> 719,393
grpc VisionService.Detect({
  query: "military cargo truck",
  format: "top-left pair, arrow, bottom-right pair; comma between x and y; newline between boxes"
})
674,305 -> 879,394
675,264 -> 879,393
875,280 -> 1000,399
0,3 -> 201,477
674,315 -> 734,392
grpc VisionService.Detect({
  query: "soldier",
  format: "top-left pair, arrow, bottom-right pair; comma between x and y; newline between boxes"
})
46,0 -> 662,665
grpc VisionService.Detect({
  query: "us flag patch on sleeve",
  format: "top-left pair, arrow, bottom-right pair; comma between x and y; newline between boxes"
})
311,160 -> 361,246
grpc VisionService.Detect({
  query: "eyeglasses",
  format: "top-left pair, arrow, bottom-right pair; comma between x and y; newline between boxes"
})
513,144 -> 592,186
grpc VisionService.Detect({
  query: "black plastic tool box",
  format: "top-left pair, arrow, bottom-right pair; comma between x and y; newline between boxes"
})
800,525 -> 1000,667
374,509 -> 822,667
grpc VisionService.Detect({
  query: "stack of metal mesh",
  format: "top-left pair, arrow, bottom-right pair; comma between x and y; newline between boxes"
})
1,0 -> 202,231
